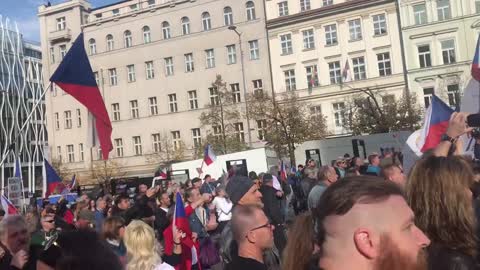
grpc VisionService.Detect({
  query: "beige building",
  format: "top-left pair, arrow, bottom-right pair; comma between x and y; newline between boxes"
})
38,0 -> 272,183
398,0 -> 480,108
266,0 -> 407,135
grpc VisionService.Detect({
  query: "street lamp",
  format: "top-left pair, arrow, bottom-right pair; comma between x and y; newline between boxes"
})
228,25 -> 253,148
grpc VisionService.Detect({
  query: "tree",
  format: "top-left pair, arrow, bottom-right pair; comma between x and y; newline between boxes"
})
50,159 -> 70,183
89,159 -> 125,192
344,89 -> 422,135
145,132 -> 187,165
247,91 -> 328,166
199,75 -> 243,154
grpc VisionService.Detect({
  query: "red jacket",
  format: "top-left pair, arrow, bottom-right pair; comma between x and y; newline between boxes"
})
163,205 -> 202,270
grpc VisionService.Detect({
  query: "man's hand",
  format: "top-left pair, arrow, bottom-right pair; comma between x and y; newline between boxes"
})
146,187 -> 158,198
11,250 -> 28,269
201,193 -> 212,202
192,232 -> 198,242
173,228 -> 185,243
446,112 -> 473,139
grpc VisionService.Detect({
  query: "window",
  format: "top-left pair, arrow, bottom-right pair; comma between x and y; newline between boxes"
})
127,64 -> 136,82
423,88 -> 434,107
143,26 -> 151,44
169,94 -> 178,113
253,79 -> 263,95
182,17 -> 190,35
106,34 -> 114,51
413,4 -> 427,25
184,53 -> 194,72
323,0 -> 333,6
213,125 -> 222,140
149,97 -> 158,115
188,90 -> 198,110
278,1 -> 289,16
62,111 -> 72,129
377,53 -> 392,76
300,0 -> 311,11
130,100 -> 139,119
280,34 -> 293,55
257,120 -> 267,140
249,40 -> 259,60
373,14 -> 387,36
329,61 -> 341,84
76,109 -> 82,127
477,0 -> 480,13
133,136 -> 142,155
418,45 -> 432,68
124,30 -> 132,48
50,47 -> 55,63
93,72 -> 99,86
231,83 -> 241,103
79,143 -> 84,161
202,12 -> 212,31
284,69 -> 296,91
164,57 -> 174,76
227,45 -> 237,64
382,95 -> 395,106
130,4 -> 138,11
205,49 -> 215,69
303,29 -> 315,49
56,17 -> 66,31
67,145 -> 75,163
224,7 -> 234,26
192,128 -> 202,148
437,0 -> 451,21
97,148 -> 103,160
447,84 -> 460,107
306,65 -> 319,88
234,123 -> 245,142
59,45 -> 67,59
162,21 -> 171,39
310,105 -> 322,116
348,19 -> 362,41
145,61 -> 155,79
172,131 -> 181,150
148,0 -> 155,7
352,57 -> 366,80
209,87 -> 219,106
152,134 -> 161,153
112,103 -> 120,121
246,1 -> 256,21
114,139 -> 124,157
88,39 -> 96,55
333,102 -> 345,127
441,39 -> 456,64
325,24 -> 338,45
54,112 -> 59,130
108,68 -> 118,86
57,146 -> 62,162
112,9 -> 120,16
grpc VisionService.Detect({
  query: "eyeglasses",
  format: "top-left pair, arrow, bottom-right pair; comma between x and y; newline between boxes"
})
249,222 -> 273,232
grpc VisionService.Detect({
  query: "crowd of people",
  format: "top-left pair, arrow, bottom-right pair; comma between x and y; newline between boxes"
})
1,112 -> 480,270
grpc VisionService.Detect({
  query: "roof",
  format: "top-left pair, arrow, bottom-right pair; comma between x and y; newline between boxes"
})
91,0 -> 132,11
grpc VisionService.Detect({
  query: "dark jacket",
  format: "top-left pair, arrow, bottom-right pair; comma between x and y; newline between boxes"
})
259,185 -> 283,226
154,207 -> 170,241
0,242 -> 38,270
188,207 -> 209,239
200,180 -> 220,195
428,244 -> 478,270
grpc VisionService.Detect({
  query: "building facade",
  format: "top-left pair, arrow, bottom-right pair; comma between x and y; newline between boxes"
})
38,0 -> 272,183
399,0 -> 480,108
266,0 -> 407,135
0,18 -> 46,193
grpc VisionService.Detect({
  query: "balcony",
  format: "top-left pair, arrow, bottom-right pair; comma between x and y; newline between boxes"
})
49,28 -> 72,44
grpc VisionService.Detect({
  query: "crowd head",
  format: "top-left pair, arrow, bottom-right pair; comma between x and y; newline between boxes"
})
226,175 -> 263,207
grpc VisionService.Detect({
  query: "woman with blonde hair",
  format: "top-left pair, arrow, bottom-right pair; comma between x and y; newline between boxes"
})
407,155 -> 477,270
124,220 -> 174,270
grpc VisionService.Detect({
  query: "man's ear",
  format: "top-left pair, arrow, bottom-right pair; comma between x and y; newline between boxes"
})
354,228 -> 380,259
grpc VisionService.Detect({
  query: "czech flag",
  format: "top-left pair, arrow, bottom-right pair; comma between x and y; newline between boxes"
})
203,144 -> 216,166
472,34 -> 480,82
173,192 -> 190,234
44,159 -> 62,197
280,160 -> 287,182
1,194 -> 18,217
50,33 -> 112,160
419,95 -> 454,152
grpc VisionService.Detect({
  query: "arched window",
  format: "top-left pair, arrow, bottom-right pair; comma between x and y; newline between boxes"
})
88,38 -> 96,55
181,17 -> 190,35
202,12 -> 211,31
124,30 -> 132,48
162,21 -> 171,39
223,7 -> 233,26
246,1 -> 256,21
142,26 -> 151,44
106,34 -> 114,51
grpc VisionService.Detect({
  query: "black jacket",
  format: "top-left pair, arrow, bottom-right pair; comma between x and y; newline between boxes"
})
259,185 -> 283,226
154,207 -> 170,241
428,244 -> 478,270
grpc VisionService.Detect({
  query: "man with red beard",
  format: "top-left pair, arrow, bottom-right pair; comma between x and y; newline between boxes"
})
314,176 -> 430,270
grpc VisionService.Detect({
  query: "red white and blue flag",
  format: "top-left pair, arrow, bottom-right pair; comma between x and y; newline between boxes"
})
44,159 -> 62,197
472,34 -> 480,82
173,192 -> 190,234
1,194 -> 18,217
50,33 -> 112,160
203,144 -> 216,166
280,160 -> 287,182
418,95 -> 454,152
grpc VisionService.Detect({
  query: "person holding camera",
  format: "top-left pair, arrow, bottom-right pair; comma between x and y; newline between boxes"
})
30,214 -> 57,248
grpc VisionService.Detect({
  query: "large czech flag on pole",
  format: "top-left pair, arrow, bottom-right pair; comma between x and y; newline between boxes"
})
173,192 -> 190,234
50,33 -> 112,160
472,34 -> 480,82
418,95 -> 454,152
203,144 -> 216,166
44,159 -> 62,197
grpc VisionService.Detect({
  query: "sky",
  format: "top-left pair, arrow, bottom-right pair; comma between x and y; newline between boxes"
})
2,0 -> 118,42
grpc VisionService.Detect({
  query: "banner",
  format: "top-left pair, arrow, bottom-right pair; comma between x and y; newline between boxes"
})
7,177 -> 24,210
